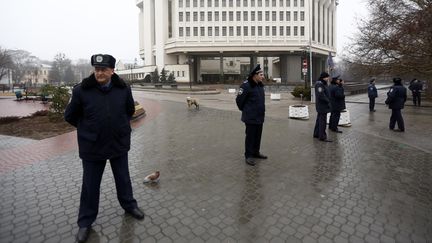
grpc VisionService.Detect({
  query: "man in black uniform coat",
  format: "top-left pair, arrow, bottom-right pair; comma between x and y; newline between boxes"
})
65,54 -> 144,243
408,78 -> 423,106
329,76 -> 346,133
236,64 -> 267,166
385,77 -> 407,132
368,78 -> 378,112
313,72 -> 332,142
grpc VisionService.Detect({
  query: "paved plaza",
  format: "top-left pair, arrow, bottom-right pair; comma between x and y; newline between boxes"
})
1,89 -> 432,243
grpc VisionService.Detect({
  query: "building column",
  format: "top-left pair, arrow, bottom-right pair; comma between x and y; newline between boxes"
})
219,53 -> 224,83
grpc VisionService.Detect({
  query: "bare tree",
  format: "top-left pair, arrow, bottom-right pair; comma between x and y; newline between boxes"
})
9,50 -> 40,87
0,47 -> 14,81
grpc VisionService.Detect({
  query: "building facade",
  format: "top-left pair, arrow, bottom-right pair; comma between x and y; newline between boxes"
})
118,0 -> 337,84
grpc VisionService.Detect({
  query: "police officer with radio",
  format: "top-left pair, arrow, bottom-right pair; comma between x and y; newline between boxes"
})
385,77 -> 407,132
65,54 -> 144,243
313,72 -> 332,142
236,64 -> 267,166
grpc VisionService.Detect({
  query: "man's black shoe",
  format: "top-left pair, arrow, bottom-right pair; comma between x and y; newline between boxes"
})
252,153 -> 268,159
331,129 -> 342,133
126,207 -> 145,220
319,139 -> 333,142
245,158 -> 256,166
76,227 -> 91,243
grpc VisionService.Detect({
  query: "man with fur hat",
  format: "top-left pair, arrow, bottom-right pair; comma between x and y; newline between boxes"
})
328,75 -> 346,133
65,54 -> 144,243
385,77 -> 407,132
313,72 -> 332,142
236,64 -> 267,166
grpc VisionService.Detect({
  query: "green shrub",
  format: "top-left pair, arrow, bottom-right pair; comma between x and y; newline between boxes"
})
291,86 -> 311,100
48,86 -> 70,121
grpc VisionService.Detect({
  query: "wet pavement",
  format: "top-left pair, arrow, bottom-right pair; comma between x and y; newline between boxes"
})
0,97 -> 50,117
0,89 -> 431,243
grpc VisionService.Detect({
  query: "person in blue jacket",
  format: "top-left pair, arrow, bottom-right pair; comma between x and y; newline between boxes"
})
313,72 -> 332,142
65,54 -> 144,243
368,78 -> 378,112
385,77 -> 407,132
236,64 -> 267,166
328,75 -> 346,133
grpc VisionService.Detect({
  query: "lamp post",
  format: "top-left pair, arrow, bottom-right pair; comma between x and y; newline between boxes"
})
308,0 -> 314,103
187,56 -> 194,90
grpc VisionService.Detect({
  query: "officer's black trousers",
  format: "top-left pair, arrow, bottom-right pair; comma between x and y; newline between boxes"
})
244,123 -> 263,158
369,97 -> 375,111
389,109 -> 405,131
78,153 -> 138,227
413,92 -> 421,106
313,113 -> 327,140
329,111 -> 341,131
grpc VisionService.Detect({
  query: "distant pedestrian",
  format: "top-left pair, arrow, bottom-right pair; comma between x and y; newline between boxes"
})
385,77 -> 407,132
329,75 -> 346,133
313,72 -> 332,142
65,54 -> 144,243
408,78 -> 423,106
368,78 -> 378,112
236,64 -> 267,166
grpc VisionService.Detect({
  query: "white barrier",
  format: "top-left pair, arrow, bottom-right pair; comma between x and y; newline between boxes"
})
228,88 -> 236,94
326,109 -> 352,126
289,105 -> 309,119
270,93 -> 281,100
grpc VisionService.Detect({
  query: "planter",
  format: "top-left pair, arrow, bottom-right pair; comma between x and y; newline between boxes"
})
289,105 -> 309,119
270,93 -> 281,100
327,109 -> 352,126
228,88 -> 236,94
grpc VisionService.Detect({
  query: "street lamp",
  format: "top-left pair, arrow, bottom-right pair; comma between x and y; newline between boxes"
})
187,56 -> 194,90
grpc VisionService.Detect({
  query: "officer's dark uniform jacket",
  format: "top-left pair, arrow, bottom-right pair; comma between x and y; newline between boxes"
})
65,73 -> 135,161
236,79 -> 265,124
368,84 -> 378,98
329,83 -> 346,112
315,80 -> 331,113
386,84 -> 407,110
409,81 -> 423,93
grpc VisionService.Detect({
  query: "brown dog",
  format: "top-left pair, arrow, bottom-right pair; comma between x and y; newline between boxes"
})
186,97 -> 199,109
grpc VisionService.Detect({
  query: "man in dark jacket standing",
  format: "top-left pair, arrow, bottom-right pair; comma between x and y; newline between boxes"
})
236,64 -> 267,166
385,77 -> 407,132
313,72 -> 332,142
65,54 -> 144,243
368,78 -> 378,112
408,78 -> 423,106
329,76 -> 346,133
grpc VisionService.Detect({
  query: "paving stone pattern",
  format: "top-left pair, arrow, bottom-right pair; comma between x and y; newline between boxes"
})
1,100 -> 432,243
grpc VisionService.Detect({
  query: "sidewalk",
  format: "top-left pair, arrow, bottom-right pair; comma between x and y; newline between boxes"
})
0,90 -> 431,243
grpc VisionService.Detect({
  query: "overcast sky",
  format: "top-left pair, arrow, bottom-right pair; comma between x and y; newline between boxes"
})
0,0 -> 369,63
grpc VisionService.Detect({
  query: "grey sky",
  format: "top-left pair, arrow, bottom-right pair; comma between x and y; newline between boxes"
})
0,0 -> 369,63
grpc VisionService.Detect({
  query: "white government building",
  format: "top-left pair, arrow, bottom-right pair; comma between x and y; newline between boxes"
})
117,0 -> 337,84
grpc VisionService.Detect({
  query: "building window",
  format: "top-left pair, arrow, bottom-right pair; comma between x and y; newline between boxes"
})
258,26 -> 262,35
179,27 -> 184,37
215,26 -> 220,36
300,26 -> 304,36
300,0 -> 304,7
182,71 -> 185,77
286,26 -> 291,35
193,12 -> 198,21
272,26 -> 276,36
208,26 -> 213,36
200,0 -> 205,7
294,11 -> 298,21
258,11 -> 262,21
208,0 -> 212,7
229,0 -> 233,7
193,27 -> 198,36
251,0 -> 255,6
251,26 -> 255,35
272,0 -> 276,7
294,0 -> 297,7
236,0 -> 241,6
186,12 -> 191,21
186,27 -> 191,36
251,11 -> 255,21
279,11 -> 284,21
244,26 -> 248,36
265,0 -> 269,7
258,0 -> 262,7
168,0 -> 173,38
272,11 -> 276,21
222,0 -> 227,7
286,11 -> 290,21
279,26 -> 284,35
222,11 -> 227,21
279,0 -> 283,7
193,0 -> 198,7
215,11 -> 219,21
243,11 -> 248,21
265,26 -> 270,36
186,0 -> 190,7
179,0 -> 183,8
215,0 -> 219,7
244,0 -> 248,7
300,11 -> 304,21
236,11 -> 241,21
265,11 -> 269,21
229,11 -> 233,21
286,0 -> 290,7
237,26 -> 241,36
294,26 -> 298,36
200,11 -> 205,21
200,27 -> 205,36
222,26 -> 227,36
179,12 -> 184,22
229,26 -> 234,36
208,11 -> 212,21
